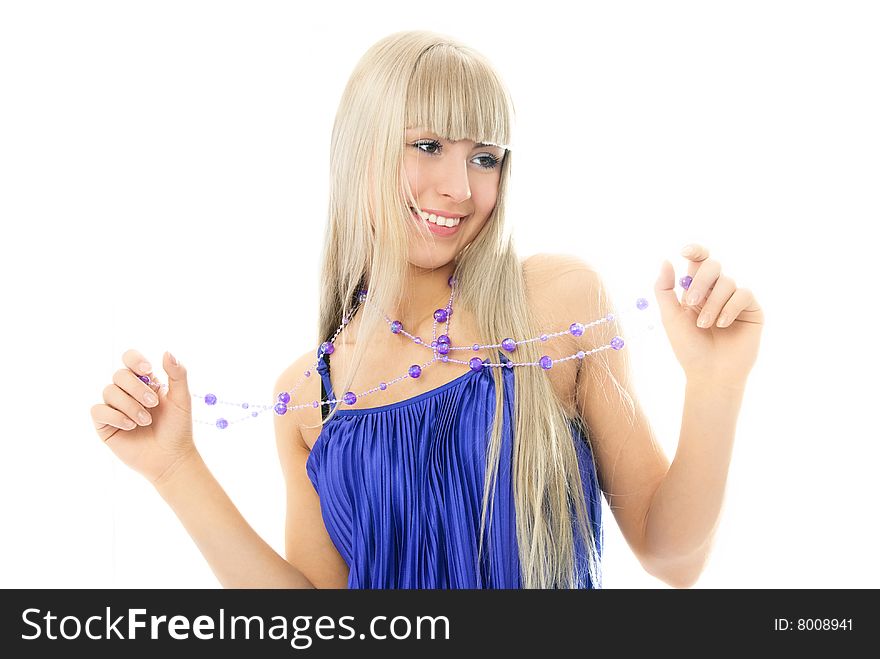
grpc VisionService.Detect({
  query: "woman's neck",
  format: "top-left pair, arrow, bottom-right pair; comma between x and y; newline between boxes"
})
355,262 -> 458,338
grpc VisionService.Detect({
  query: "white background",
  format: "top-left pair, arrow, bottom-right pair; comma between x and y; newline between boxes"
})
1,0 -> 877,589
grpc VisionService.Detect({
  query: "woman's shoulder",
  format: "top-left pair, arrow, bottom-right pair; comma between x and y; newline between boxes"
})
523,251 -> 598,280
522,252 -> 606,418
274,347 -> 325,450
522,252 -> 603,314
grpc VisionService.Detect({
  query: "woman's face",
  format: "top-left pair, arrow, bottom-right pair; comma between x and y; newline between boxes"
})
402,126 -> 506,269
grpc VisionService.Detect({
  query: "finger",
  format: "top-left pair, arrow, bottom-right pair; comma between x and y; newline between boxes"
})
91,403 -> 137,434
161,351 -> 191,411
681,243 -> 710,265
122,348 -> 153,377
683,258 -> 721,307
121,349 -> 164,392
695,275 -> 736,328
654,259 -> 689,323
113,367 -> 160,409
102,383 -> 152,427
678,243 -> 709,298
716,288 -> 756,328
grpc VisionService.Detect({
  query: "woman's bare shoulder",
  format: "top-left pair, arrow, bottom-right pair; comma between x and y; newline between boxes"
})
275,347 -> 320,390
522,252 -> 602,315
522,252 -> 598,282
273,346 -> 322,451
520,253 -> 605,417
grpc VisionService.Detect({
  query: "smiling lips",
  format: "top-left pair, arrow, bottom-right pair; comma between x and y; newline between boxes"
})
411,207 -> 465,228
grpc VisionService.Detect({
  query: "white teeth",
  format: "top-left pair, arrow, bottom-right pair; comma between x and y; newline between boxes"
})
414,208 -> 461,227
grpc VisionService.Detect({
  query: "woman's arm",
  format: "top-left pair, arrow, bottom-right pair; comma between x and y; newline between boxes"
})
273,352 -> 351,588
556,246 -> 762,588
639,378 -> 745,586
154,452 -> 315,589
92,349 -> 315,588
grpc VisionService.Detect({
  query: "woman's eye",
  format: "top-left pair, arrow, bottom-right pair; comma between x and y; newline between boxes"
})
411,140 -> 501,170
413,139 -> 441,154
475,154 -> 501,169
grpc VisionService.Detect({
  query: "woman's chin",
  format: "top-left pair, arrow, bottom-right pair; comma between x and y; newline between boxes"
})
405,250 -> 459,271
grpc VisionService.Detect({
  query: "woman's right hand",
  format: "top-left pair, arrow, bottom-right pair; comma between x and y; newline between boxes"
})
90,349 -> 197,486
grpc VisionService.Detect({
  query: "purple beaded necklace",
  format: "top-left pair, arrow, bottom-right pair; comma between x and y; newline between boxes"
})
143,273 -> 668,430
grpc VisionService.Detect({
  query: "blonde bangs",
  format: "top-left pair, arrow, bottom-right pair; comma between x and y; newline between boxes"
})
405,43 -> 513,150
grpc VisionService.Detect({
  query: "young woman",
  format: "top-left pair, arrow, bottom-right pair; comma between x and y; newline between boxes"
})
90,30 -> 764,589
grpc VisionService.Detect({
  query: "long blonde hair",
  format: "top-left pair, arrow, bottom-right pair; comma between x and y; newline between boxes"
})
311,30 -> 610,588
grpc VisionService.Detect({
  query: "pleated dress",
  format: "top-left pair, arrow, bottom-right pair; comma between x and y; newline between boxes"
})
306,343 -> 603,589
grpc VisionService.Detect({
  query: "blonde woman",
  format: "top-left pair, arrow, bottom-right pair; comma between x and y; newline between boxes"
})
90,30 -> 764,589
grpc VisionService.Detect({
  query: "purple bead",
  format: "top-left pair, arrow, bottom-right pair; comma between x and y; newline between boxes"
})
274,402 -> 288,415
610,336 -> 625,350
391,320 -> 402,334
414,337 -> 422,344
138,375 -> 150,384
408,364 -> 422,379
680,275 -> 693,290
440,355 -> 449,362
277,392 -> 291,404
501,338 -> 516,352
468,357 -> 484,372
343,391 -> 357,405
472,343 -> 480,351
321,341 -> 335,356
433,308 -> 448,323
204,393 -> 217,405
540,334 -> 548,342
448,275 -> 456,287
437,342 -> 449,355
312,400 -> 319,408
431,340 -> 437,348
216,418 -> 228,430
569,323 -> 585,337
606,313 -> 615,322
379,382 -> 387,391
505,360 -> 514,369
539,356 -> 553,369
446,306 -> 453,317
636,298 -> 648,310
577,350 -> 585,359
241,402 -> 249,409
438,334 -> 450,345
251,411 -> 259,417
305,370 -> 311,377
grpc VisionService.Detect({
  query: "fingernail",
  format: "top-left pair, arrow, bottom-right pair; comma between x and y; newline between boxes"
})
687,291 -> 699,305
697,313 -> 709,328
137,411 -> 151,424
138,361 -> 152,373
168,352 -> 179,366
144,392 -> 158,406
681,245 -> 694,255
717,315 -> 729,327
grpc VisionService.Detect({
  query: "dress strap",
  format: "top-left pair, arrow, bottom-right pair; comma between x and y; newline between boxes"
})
315,343 -> 335,422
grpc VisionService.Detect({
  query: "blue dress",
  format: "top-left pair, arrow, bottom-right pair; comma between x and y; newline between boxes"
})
306,344 -> 603,589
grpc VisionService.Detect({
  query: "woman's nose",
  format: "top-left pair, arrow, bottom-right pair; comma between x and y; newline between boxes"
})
436,159 -> 471,203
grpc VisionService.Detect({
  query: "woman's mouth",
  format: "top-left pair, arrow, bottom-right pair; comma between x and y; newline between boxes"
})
410,207 -> 467,237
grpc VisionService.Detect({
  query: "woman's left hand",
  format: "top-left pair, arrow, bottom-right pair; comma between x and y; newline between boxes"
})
654,244 -> 765,387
